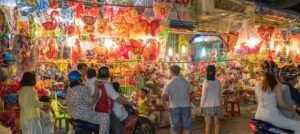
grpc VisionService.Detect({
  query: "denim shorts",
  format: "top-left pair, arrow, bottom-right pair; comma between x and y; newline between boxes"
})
170,107 -> 192,132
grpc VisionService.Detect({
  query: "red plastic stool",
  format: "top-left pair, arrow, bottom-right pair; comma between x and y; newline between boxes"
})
225,101 -> 240,116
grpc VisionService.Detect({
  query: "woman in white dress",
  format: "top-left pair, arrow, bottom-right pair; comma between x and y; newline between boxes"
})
255,60 -> 300,133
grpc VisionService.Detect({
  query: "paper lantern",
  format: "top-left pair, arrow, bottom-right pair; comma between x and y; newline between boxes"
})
60,8 -> 74,26
71,39 -> 83,65
257,26 -> 275,42
41,11 -> 59,30
0,7 -> 10,40
48,0 -> 58,9
96,18 -> 107,34
119,39 -> 131,59
130,39 -> 145,55
138,19 -> 161,36
46,39 -> 58,60
153,2 -> 171,21
81,15 -> 97,33
37,0 -> 49,11
102,6 -> 114,20
95,46 -> 108,63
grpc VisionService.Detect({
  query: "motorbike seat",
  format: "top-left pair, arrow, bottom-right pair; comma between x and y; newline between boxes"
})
70,119 -> 99,133
251,119 -> 293,134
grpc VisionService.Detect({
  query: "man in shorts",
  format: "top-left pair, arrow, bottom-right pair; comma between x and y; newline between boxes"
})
162,65 -> 192,134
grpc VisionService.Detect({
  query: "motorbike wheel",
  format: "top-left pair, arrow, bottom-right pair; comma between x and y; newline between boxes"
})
134,116 -> 156,134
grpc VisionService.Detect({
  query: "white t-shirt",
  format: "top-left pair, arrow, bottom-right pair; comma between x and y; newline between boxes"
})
98,80 -> 120,100
87,77 -> 98,97
113,102 -> 128,121
40,110 -> 54,134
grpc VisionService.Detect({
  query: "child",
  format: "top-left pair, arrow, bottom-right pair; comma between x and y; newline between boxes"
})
39,95 -> 55,134
112,82 -> 129,122
138,88 -> 150,116
111,82 -> 128,134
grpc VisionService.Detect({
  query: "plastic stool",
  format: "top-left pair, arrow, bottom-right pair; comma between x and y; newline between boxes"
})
225,101 -> 240,116
52,100 -> 71,132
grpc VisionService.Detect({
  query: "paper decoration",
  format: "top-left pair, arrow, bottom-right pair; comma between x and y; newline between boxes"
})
60,8 -> 74,26
138,19 -> 160,36
96,18 -> 107,34
95,46 -> 108,63
37,0 -> 49,11
119,39 -> 131,59
0,7 -> 11,40
130,39 -> 145,55
67,23 -> 75,36
143,42 -> 159,61
71,39 -> 83,65
48,0 -> 58,9
46,39 -> 58,60
41,11 -> 59,30
81,15 -> 97,33
257,26 -> 275,42
84,42 -> 94,59
153,2 -> 171,21
159,21 -> 170,38
86,6 -> 99,17
129,7 -> 144,21
70,2 -> 85,18
56,59 -> 68,73
102,6 -> 114,20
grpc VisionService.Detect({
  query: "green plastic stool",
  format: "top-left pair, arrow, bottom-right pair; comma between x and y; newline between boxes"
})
52,100 -> 71,132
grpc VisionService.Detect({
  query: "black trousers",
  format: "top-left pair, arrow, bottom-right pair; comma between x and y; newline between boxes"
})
110,113 -> 125,134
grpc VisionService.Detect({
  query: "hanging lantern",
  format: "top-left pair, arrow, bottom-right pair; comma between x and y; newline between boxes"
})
153,2 -> 171,21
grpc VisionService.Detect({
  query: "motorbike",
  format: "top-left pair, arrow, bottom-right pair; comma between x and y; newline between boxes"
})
249,119 -> 294,134
70,104 -> 156,134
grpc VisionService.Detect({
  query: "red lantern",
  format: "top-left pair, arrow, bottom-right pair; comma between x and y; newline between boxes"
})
130,39 -> 145,55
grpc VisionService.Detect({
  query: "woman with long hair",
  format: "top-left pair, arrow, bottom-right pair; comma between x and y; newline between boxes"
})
255,60 -> 300,133
19,72 -> 49,134
200,65 -> 222,134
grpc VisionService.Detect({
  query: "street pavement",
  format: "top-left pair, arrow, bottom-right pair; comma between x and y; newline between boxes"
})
157,105 -> 256,134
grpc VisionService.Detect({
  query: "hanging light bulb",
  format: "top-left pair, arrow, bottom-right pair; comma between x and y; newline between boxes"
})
270,41 -> 275,50
168,48 -> 173,56
275,45 -> 281,53
247,38 -> 259,48
182,46 -> 186,54
201,47 -> 206,57
286,47 -> 290,54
